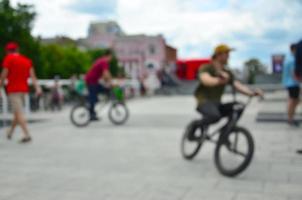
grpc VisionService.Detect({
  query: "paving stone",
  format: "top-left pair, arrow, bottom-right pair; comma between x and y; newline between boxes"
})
0,95 -> 301,200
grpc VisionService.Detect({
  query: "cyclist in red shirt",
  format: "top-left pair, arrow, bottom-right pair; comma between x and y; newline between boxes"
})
85,50 -> 112,121
0,42 -> 41,143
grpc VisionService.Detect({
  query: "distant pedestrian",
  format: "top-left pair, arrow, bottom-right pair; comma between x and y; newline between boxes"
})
75,74 -> 86,97
139,76 -> 147,96
0,42 -> 41,143
69,74 -> 77,100
50,76 -> 63,111
294,40 -> 302,155
295,39 -> 302,81
282,43 -> 300,127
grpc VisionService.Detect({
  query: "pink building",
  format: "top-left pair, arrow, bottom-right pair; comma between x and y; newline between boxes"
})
80,21 -> 177,80
80,21 -> 124,49
113,34 -> 167,79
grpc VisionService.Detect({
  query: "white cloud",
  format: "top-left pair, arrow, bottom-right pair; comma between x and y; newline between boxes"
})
10,0 -> 302,67
11,0 -> 97,38
116,0 -> 259,61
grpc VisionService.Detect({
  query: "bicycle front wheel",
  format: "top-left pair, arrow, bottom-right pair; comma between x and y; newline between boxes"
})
214,126 -> 254,177
108,102 -> 129,125
181,121 -> 205,160
70,104 -> 90,127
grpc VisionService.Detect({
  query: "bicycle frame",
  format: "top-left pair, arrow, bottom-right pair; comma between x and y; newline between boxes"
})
202,92 -> 253,145
95,89 -> 127,116
181,84 -> 258,176
93,94 -> 112,115
77,86 -> 124,105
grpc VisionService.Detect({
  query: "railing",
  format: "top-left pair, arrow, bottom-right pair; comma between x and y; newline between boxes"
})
0,78 -> 140,116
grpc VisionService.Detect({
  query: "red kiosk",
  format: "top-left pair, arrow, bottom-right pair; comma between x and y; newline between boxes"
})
176,58 -> 211,80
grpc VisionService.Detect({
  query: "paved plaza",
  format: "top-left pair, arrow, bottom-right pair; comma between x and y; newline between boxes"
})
0,93 -> 302,200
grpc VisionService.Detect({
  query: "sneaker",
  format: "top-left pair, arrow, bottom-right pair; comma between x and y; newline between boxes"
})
6,132 -> 12,140
19,137 -> 32,144
297,149 -> 302,154
288,120 -> 300,127
90,116 -> 100,121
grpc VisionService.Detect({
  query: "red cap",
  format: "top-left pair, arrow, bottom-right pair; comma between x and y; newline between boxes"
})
5,42 -> 19,51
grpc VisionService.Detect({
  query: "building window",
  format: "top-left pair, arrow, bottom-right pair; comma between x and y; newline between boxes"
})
118,48 -> 124,55
107,25 -> 119,34
99,43 -> 107,48
149,45 -> 156,55
147,63 -> 154,69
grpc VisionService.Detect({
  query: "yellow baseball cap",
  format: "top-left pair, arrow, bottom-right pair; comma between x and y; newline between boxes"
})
213,44 -> 235,56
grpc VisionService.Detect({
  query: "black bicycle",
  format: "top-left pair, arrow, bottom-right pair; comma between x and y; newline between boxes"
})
181,90 -> 259,177
70,87 -> 129,127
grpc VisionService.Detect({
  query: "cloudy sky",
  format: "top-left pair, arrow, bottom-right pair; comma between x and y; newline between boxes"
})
11,0 -> 302,68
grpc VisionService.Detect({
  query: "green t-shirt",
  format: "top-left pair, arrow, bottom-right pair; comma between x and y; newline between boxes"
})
75,79 -> 86,95
194,64 -> 234,105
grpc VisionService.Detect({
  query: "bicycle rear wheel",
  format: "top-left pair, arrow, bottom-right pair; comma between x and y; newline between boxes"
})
70,104 -> 90,127
108,102 -> 129,125
214,126 -> 254,177
181,120 -> 206,160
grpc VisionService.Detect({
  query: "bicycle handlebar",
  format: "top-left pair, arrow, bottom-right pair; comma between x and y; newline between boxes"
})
245,93 -> 264,107
230,84 -> 264,107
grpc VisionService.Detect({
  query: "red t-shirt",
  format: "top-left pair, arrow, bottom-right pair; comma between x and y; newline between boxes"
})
2,53 -> 32,93
85,57 -> 109,85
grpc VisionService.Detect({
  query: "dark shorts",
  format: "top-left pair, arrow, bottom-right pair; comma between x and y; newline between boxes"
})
196,102 -> 235,125
287,86 -> 300,99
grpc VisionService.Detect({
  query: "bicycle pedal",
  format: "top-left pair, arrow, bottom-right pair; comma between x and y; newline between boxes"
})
204,135 -> 211,140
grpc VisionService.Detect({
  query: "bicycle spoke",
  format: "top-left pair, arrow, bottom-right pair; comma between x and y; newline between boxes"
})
231,148 -> 247,157
71,106 -> 90,127
233,132 -> 239,150
109,103 -> 129,125
215,127 -> 254,176
223,141 -> 247,158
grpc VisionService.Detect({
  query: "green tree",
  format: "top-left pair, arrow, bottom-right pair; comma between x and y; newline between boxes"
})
87,49 -> 108,61
109,55 -> 120,77
0,0 -> 41,74
0,0 -> 124,79
40,44 -> 91,79
243,58 -> 268,84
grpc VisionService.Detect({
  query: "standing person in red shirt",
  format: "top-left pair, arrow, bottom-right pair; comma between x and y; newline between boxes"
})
85,50 -> 113,121
0,42 -> 42,143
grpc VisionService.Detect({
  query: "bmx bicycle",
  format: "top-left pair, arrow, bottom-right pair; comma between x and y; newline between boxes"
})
70,86 -> 129,127
181,88 -> 261,177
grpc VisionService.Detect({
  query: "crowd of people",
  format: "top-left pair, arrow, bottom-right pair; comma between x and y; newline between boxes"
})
0,41 -> 301,149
